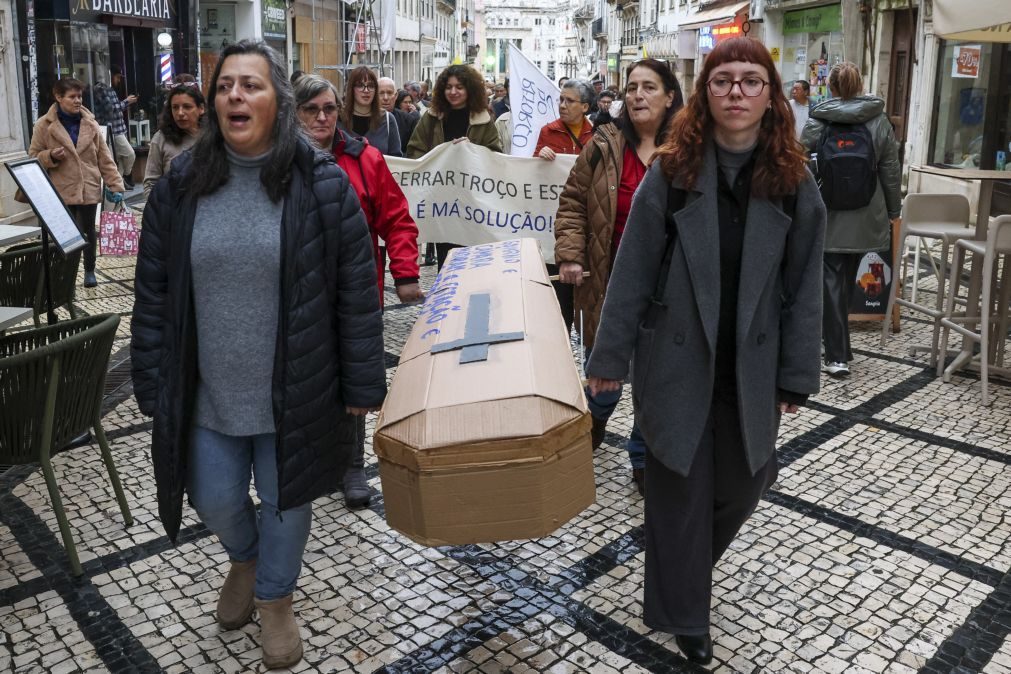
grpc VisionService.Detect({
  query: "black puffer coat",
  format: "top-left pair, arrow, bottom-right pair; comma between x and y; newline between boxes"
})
131,137 -> 386,542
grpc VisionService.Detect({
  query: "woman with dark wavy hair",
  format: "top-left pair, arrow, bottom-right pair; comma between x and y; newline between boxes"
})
132,41 -> 385,670
555,58 -> 683,497
337,65 -> 402,156
406,63 -> 502,268
585,37 -> 825,663
406,63 -> 502,158
143,83 -> 205,197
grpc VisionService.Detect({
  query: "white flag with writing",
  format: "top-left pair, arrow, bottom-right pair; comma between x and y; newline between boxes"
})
507,44 -> 560,158
377,0 -> 396,51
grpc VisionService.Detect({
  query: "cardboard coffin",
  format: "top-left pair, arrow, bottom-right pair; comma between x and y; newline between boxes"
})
374,238 -> 595,546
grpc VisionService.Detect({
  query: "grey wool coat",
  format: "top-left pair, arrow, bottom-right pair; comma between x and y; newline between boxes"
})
587,144 -> 827,477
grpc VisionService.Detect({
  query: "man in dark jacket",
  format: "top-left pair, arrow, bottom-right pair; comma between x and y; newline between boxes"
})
93,65 -> 138,187
492,80 -> 510,119
379,76 -> 418,155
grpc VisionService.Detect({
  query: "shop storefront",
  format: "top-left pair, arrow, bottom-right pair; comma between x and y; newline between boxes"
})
17,0 -> 189,128
678,0 -> 748,87
606,50 -> 619,88
618,44 -> 640,85
197,0 -> 273,93
198,3 -> 237,92
929,41 -> 1011,171
777,3 -> 844,107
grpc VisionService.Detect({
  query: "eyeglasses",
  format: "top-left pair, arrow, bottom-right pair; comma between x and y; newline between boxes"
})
299,103 -> 339,118
353,82 -> 375,91
707,76 -> 769,97
558,96 -> 583,106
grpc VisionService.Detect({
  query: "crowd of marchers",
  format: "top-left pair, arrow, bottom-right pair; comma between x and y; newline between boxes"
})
22,36 -> 902,670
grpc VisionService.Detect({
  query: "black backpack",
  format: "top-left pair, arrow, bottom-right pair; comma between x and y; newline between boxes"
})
816,121 -> 877,211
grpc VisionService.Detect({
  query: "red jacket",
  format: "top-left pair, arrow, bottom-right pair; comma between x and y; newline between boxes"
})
534,117 -> 594,156
332,130 -> 419,306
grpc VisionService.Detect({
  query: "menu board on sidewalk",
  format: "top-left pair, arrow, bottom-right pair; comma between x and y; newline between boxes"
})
5,158 -> 87,255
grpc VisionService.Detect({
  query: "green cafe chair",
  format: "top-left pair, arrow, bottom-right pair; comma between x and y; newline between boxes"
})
0,313 -> 132,575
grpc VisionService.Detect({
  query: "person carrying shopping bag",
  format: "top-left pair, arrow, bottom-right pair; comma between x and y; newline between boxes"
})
29,77 -> 126,288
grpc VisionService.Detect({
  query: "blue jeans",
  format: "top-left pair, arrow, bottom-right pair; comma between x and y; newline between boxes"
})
584,347 -> 646,470
187,426 -> 312,600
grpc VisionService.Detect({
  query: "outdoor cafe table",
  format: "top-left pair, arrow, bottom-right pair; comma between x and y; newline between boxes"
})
0,307 -> 32,332
910,166 -> 1010,377
0,224 -> 41,247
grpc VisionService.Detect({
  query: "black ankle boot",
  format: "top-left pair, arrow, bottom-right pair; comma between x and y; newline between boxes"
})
591,416 -> 606,450
343,416 -> 370,509
675,633 -> 712,665
632,468 -> 644,497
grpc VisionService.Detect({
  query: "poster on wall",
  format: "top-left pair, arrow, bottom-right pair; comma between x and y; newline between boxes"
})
262,0 -> 287,41
807,36 -> 832,106
951,45 -> 982,78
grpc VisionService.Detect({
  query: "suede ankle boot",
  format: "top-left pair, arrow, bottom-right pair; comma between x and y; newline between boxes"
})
255,594 -> 303,670
217,558 -> 256,630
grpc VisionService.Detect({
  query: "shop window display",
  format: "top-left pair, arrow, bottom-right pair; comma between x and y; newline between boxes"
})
779,4 -> 844,106
780,32 -> 844,106
70,23 -> 111,113
930,41 -> 1007,169
199,4 -> 236,97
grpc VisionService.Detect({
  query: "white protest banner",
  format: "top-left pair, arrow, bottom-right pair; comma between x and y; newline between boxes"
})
507,43 -> 559,157
385,141 -> 576,263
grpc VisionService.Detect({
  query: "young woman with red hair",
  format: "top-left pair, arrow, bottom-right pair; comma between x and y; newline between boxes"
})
585,37 -> 826,663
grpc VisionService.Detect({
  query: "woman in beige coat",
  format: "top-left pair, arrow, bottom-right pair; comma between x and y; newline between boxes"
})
553,59 -> 683,495
29,78 -> 125,287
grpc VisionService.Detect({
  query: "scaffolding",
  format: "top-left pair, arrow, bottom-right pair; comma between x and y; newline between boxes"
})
292,0 -> 394,89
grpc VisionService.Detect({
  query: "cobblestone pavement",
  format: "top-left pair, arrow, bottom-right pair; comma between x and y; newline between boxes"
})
1,226 -> 1010,673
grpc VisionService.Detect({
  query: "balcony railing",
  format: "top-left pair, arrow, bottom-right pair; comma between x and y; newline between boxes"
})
573,2 -> 594,22
592,17 -> 605,37
436,0 -> 455,11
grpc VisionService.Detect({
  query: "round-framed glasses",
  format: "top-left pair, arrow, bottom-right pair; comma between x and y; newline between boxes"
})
707,76 -> 769,97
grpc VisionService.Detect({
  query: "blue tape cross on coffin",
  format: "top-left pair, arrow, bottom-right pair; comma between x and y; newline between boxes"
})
429,292 -> 525,364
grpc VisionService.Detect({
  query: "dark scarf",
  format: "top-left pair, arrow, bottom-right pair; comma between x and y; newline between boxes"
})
442,108 -> 469,142
57,108 -> 82,146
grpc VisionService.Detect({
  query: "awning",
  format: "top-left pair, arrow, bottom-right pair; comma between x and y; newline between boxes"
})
933,0 -> 1011,42
678,0 -> 749,31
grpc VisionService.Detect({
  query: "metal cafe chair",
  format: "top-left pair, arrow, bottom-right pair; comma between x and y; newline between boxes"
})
0,314 -> 132,575
880,193 -> 976,367
0,242 -> 81,327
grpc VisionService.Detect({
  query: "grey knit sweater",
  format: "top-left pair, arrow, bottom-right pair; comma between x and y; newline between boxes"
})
191,146 -> 284,436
